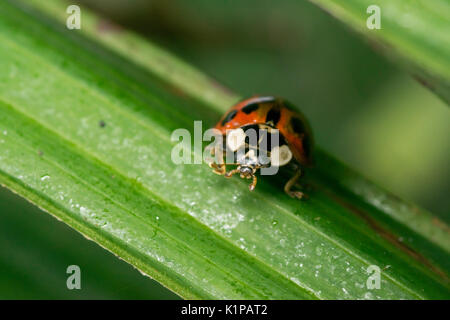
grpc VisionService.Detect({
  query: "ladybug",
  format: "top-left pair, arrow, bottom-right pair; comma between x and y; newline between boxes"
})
205,96 -> 314,199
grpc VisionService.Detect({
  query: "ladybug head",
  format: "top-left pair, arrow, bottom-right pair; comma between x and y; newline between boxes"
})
224,126 -> 293,190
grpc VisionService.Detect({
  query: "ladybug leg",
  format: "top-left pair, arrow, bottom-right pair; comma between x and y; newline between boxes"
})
211,162 -> 226,175
224,168 -> 240,178
206,144 -> 227,175
249,175 -> 257,191
225,168 -> 258,191
284,169 -> 306,199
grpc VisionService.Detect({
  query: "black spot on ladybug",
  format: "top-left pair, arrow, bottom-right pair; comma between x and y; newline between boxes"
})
290,117 -> 305,135
221,109 -> 237,125
266,107 -> 281,126
99,120 -> 106,128
240,123 -> 287,153
242,102 -> 259,114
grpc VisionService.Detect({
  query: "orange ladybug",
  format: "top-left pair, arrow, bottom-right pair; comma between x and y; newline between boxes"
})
206,96 -> 314,199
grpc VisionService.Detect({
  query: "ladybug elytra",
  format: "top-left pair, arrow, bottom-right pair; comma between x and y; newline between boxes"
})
205,96 -> 314,199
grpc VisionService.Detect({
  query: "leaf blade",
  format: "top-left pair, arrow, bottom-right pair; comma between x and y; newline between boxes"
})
0,0 -> 449,299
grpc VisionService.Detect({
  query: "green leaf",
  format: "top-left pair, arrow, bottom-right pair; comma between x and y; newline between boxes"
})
307,0 -> 450,104
0,0 -> 449,299
0,187 -> 179,299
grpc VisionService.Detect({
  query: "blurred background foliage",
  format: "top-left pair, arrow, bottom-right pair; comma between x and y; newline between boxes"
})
1,0 -> 448,299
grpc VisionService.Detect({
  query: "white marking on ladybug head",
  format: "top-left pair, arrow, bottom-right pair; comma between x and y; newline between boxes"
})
227,128 -> 246,151
246,149 -> 256,159
270,144 -> 292,167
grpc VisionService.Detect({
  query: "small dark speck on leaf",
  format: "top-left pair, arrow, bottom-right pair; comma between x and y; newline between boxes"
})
99,120 -> 106,128
38,150 -> 43,157
412,74 -> 434,90
97,19 -> 122,33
